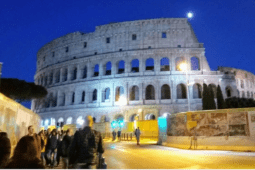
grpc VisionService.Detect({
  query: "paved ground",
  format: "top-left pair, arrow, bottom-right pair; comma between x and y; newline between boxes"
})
46,138 -> 255,169
103,139 -> 255,169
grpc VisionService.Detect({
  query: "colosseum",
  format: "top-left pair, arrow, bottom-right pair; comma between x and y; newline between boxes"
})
32,18 -> 255,129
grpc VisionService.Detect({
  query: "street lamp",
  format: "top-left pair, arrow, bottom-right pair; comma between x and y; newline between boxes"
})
180,62 -> 191,111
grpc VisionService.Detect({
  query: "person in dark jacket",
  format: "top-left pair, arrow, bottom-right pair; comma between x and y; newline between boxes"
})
56,130 -> 63,166
0,132 -> 11,168
61,129 -> 73,169
5,135 -> 45,169
68,116 -> 104,169
46,129 -> 58,168
117,129 -> 121,141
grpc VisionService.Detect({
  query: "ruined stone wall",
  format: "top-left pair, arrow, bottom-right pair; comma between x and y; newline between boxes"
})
0,93 -> 41,155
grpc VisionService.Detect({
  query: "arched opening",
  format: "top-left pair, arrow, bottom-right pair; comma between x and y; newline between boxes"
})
145,114 -> 156,120
237,90 -> 240,97
93,89 -> 97,101
208,84 -> 217,98
131,59 -> 139,73
175,57 -> 185,71
161,84 -> 171,99
146,58 -> 154,71
76,116 -> 84,128
93,117 -> 96,123
55,70 -> 60,83
225,86 -> 232,98
130,114 -> 139,122
105,61 -> 112,75
193,83 -> 202,99
66,117 -> 72,124
247,91 -> 250,98
242,91 -> 245,98
117,60 -> 125,74
241,80 -> 244,88
72,67 -> 77,80
58,117 -> 64,123
49,72 -> 53,85
130,86 -> 139,101
63,68 -> 68,82
51,118 -> 56,125
71,92 -> 75,104
82,66 -> 87,79
81,91 -> 85,103
177,83 -> 187,99
160,57 -> 170,71
115,86 -> 124,101
52,94 -> 57,107
191,57 -> 200,70
100,115 -> 107,123
114,115 -> 124,122
44,76 -> 47,86
146,85 -> 155,100
102,88 -> 110,102
94,64 -> 99,77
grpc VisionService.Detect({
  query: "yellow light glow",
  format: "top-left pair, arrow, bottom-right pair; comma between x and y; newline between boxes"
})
138,109 -> 142,112
179,63 -> 187,71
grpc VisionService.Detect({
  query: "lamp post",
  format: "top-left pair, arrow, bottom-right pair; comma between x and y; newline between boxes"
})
180,63 -> 191,111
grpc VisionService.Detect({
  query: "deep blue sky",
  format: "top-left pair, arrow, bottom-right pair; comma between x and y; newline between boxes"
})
1,0 -> 255,108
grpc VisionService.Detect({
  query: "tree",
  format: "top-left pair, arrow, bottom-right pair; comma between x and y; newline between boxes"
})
202,83 -> 209,110
208,85 -> 216,109
0,78 -> 47,102
217,85 -> 226,109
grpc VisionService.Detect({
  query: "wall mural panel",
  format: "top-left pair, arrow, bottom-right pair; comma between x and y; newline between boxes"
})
167,111 -> 249,137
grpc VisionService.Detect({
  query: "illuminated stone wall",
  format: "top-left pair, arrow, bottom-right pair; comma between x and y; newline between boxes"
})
0,93 -> 41,155
32,18 -> 238,128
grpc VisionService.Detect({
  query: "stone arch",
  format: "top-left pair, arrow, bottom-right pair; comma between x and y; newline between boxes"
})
93,89 -> 97,101
191,57 -> 200,70
130,114 -> 139,122
82,66 -> 87,79
58,117 -> 64,123
160,57 -> 170,71
105,61 -> 112,75
145,58 -> 154,71
71,67 -> 77,80
146,85 -> 155,100
49,72 -> 53,85
81,91 -> 85,103
94,64 -> 99,77
175,57 -> 185,71
225,86 -> 232,98
63,68 -> 68,82
115,86 -> 124,101
114,114 -> 124,121
241,80 -> 244,88
55,70 -> 60,83
130,85 -> 139,101
66,117 -> 73,124
237,90 -> 240,97
193,83 -> 202,99
131,59 -> 139,72
145,113 -> 156,120
161,84 -> 171,99
177,83 -> 187,99
117,60 -> 125,74
76,116 -> 84,128
50,118 -> 56,125
102,87 -> 110,102
71,92 -> 75,104
208,84 -> 217,98
247,91 -> 250,98
93,117 -> 96,123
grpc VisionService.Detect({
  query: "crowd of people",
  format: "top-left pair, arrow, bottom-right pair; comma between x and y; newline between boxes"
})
0,115 -> 105,169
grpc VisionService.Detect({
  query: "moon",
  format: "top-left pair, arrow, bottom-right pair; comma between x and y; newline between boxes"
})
187,12 -> 193,18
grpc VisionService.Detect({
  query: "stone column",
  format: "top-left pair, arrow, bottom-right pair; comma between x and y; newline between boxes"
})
67,67 -> 71,81
126,82 -> 129,105
60,68 -> 63,82
139,58 -> 143,74
155,57 -> 160,74
171,56 -> 176,71
112,83 -> 115,106
52,70 -> 56,84
125,59 -> 130,73
77,64 -> 81,79
99,62 -> 103,76
85,88 -> 90,104
112,60 -> 116,75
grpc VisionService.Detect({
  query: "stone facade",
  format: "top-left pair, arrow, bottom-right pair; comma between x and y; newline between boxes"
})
32,18 -> 238,127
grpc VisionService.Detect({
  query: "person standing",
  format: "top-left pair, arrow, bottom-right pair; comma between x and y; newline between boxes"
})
117,129 -> 121,141
27,125 -> 34,136
61,129 -> 73,169
38,131 -> 47,166
46,129 -> 58,168
112,130 -> 116,141
68,116 -> 104,169
0,132 -> 11,168
56,130 -> 64,166
135,127 -> 141,145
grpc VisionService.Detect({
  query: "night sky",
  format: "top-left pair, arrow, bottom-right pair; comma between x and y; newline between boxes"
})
1,0 -> 255,109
